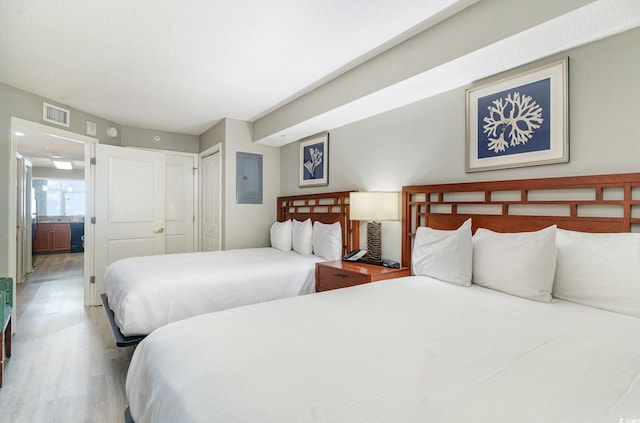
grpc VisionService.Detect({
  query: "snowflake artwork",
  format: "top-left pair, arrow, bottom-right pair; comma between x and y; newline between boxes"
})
476,78 -> 551,159
300,135 -> 328,186
482,91 -> 543,153
303,147 -> 323,178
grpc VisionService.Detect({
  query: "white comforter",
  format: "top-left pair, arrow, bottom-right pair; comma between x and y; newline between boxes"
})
126,275 -> 640,422
104,248 -> 324,336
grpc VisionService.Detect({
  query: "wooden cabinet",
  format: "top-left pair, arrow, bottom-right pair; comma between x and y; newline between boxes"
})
34,223 -> 71,253
315,260 -> 410,292
33,228 -> 51,252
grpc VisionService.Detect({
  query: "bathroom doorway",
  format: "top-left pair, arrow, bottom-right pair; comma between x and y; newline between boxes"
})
10,118 -> 97,331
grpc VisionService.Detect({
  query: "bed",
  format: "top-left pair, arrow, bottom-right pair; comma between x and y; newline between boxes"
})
124,173 -> 640,422
101,191 -> 359,346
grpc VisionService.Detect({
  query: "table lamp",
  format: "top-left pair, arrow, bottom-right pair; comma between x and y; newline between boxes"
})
349,192 -> 400,264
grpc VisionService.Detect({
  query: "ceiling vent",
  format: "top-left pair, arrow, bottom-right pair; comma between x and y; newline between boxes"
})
43,102 -> 70,127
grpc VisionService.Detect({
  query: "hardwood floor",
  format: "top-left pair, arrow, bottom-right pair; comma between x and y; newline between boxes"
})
0,253 -> 133,423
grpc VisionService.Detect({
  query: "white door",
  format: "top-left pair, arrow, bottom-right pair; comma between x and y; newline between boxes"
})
94,144 -> 165,302
200,151 -> 221,251
165,154 -> 196,254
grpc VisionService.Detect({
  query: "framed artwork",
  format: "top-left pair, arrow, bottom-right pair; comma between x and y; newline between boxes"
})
466,58 -> 569,172
299,133 -> 329,187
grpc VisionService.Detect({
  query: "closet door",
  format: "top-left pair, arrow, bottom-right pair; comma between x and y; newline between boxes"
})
94,144 -> 165,303
200,151 -> 221,251
165,154 -> 196,254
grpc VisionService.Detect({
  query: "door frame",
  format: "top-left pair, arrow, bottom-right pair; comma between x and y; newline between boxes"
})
15,154 -> 33,284
22,158 -> 34,276
9,117 -> 98,317
199,143 -> 223,251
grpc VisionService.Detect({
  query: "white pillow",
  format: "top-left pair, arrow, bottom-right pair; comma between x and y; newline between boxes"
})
412,218 -> 472,286
312,221 -> 342,261
270,220 -> 292,251
292,218 -> 313,255
554,229 -> 640,318
472,225 -> 557,303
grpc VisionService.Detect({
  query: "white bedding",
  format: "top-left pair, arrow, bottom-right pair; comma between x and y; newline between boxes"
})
126,276 -> 640,422
105,247 -> 324,336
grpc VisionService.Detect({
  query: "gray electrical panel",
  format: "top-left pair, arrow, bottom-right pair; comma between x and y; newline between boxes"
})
236,152 -> 263,204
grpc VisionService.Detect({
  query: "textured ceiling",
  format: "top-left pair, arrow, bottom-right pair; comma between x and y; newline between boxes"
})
0,0 -> 475,136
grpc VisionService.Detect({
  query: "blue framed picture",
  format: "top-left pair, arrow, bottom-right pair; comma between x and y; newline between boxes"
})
466,58 -> 568,172
299,133 -> 328,187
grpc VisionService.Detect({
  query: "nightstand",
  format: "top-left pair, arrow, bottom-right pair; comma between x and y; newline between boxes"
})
315,260 -> 411,292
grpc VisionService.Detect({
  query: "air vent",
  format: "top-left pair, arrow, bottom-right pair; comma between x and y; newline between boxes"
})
42,102 -> 70,127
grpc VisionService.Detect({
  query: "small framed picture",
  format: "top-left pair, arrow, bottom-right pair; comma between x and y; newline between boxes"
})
466,58 -> 569,172
299,133 -> 329,187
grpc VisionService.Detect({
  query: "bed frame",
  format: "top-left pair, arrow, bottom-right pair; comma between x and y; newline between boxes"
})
104,190 -> 359,347
277,190 -> 359,255
402,173 -> 640,268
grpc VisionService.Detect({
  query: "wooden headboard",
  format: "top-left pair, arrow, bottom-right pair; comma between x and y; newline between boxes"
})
278,191 -> 359,255
402,173 -> 640,267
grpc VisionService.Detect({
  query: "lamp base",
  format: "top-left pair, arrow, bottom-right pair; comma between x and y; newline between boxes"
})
365,221 -> 382,263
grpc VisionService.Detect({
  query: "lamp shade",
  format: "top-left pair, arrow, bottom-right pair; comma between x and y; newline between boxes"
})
349,192 -> 400,221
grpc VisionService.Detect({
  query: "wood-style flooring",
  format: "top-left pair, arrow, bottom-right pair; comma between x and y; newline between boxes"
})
0,253 -> 133,423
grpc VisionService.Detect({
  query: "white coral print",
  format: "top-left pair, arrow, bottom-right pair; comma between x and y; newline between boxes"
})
482,91 -> 543,153
303,147 -> 323,177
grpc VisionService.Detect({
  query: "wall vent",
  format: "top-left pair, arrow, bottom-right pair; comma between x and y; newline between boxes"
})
42,102 -> 70,127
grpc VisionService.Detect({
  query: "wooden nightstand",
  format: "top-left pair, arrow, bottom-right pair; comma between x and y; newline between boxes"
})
315,260 -> 411,292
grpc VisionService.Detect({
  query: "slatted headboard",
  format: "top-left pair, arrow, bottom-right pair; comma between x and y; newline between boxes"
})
402,173 -> 640,268
278,191 -> 359,256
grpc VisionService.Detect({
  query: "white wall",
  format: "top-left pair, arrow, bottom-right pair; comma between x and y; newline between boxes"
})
279,28 -> 640,262
222,119 -> 280,249
32,167 -> 85,180
122,125 -> 199,153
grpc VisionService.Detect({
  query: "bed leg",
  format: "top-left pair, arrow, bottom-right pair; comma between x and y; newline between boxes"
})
124,406 -> 136,423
